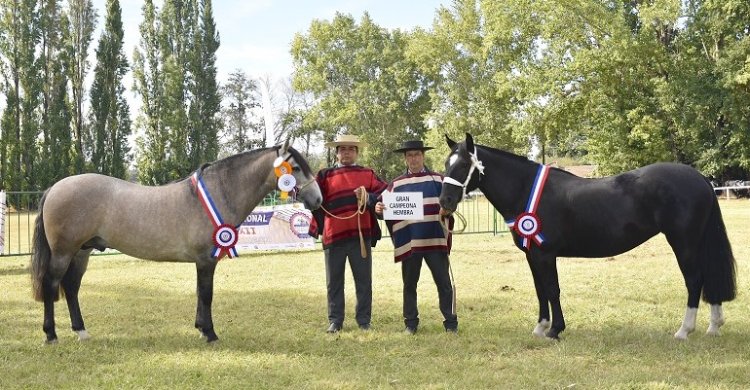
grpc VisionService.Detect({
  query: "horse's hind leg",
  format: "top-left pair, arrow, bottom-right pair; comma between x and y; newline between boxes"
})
195,259 -> 219,342
42,253 -> 74,343
61,249 -> 93,341
706,304 -> 724,336
667,234 -> 702,340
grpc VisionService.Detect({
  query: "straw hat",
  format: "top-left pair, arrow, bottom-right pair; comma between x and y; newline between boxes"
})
392,140 -> 434,153
324,134 -> 366,148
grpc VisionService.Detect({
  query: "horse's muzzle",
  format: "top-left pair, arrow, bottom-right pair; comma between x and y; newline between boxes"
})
439,207 -> 454,217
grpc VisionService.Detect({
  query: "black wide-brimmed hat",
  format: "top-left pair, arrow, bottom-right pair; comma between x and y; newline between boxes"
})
393,140 -> 434,153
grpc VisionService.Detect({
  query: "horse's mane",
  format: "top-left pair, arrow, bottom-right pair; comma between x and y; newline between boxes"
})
475,143 -> 577,177
194,145 -> 314,179
197,148 -> 269,177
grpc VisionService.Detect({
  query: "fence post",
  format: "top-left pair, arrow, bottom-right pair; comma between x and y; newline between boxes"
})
0,191 -> 5,255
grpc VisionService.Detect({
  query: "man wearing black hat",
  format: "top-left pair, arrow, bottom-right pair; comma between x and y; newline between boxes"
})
375,140 -> 458,334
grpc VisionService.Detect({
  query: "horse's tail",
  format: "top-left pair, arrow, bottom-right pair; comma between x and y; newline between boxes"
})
699,194 -> 736,303
31,190 -> 59,302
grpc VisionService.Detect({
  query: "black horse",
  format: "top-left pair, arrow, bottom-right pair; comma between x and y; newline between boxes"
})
438,134 -> 736,340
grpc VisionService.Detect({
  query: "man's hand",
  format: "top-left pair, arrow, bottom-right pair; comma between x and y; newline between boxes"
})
354,187 -> 366,202
375,201 -> 386,215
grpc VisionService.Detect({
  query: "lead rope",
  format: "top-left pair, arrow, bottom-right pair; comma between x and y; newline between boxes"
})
319,185 -> 369,259
439,213 -> 466,316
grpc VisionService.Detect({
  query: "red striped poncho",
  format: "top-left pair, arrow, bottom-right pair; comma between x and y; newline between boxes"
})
309,165 -> 388,248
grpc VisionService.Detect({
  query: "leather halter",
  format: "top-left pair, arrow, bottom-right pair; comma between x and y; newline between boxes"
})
443,147 -> 485,198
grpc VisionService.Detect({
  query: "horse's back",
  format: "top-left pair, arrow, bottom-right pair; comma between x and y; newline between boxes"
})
42,174 -> 198,260
553,162 -> 714,257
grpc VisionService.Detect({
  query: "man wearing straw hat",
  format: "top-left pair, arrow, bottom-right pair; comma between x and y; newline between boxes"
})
375,140 -> 458,334
309,134 -> 388,333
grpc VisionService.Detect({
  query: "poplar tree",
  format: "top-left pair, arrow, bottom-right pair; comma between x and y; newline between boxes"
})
66,0 -> 96,174
133,0 -> 220,183
0,0 -> 41,191
133,0 -> 169,185
89,0 -> 131,178
187,0 -> 220,167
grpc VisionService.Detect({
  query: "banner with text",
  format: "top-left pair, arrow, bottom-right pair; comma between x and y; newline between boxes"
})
0,191 -> 5,254
237,203 -> 315,251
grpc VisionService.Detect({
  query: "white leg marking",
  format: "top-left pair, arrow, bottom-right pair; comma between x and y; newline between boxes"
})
674,307 -> 698,340
706,304 -> 725,336
532,319 -> 551,338
77,330 -> 91,341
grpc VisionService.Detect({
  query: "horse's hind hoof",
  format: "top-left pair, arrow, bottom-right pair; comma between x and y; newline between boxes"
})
545,328 -> 562,340
76,330 -> 91,341
45,338 -> 58,345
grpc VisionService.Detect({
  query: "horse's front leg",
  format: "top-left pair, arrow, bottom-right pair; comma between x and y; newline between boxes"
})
526,254 -> 551,337
534,252 -> 565,339
195,259 -> 218,342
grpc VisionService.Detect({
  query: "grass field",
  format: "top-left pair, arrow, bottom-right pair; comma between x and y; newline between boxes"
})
1,200 -> 748,389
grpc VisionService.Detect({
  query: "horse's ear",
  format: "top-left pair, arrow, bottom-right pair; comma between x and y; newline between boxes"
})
465,133 -> 475,152
445,134 -> 457,149
280,138 -> 290,154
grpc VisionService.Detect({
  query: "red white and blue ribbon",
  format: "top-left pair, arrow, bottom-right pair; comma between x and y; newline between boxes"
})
191,173 -> 239,259
506,164 -> 550,250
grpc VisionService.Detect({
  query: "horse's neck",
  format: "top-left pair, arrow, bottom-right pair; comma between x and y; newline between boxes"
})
479,150 -> 540,218
203,150 -> 277,226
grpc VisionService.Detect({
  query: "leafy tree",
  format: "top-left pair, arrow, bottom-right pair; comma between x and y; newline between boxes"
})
0,0 -> 41,191
292,12 -> 431,179
88,0 -> 131,178
133,0 -> 169,185
42,5 -> 73,186
220,69 -> 263,155
65,0 -> 95,174
133,0 -> 220,183
187,0 -> 220,167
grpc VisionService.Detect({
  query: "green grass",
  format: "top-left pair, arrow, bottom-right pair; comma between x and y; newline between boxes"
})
1,200 -> 749,389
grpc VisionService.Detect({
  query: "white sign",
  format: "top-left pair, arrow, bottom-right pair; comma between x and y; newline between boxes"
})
382,191 -> 424,220
0,191 -> 5,254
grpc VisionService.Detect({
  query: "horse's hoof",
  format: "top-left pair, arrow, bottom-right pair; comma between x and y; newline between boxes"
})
76,330 -> 91,341
532,320 -> 551,337
545,327 -> 563,340
45,338 -> 58,345
706,322 -> 723,337
673,330 -> 690,340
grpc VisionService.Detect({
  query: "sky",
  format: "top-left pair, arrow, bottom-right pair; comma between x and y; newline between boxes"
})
95,0 -> 449,89
90,0 -> 449,146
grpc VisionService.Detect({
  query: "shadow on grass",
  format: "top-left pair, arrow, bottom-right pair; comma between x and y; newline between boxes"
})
0,263 -> 30,276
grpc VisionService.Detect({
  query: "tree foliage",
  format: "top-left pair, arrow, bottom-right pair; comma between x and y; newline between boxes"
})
219,69 -> 263,156
291,0 -> 750,180
133,0 -> 220,184
291,12 -> 431,179
88,0 -> 130,178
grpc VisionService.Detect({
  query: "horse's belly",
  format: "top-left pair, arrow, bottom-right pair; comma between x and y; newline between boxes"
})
558,226 -> 658,258
103,229 -> 200,262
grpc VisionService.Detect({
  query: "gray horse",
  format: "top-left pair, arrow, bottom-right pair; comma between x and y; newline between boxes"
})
31,141 -> 322,343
